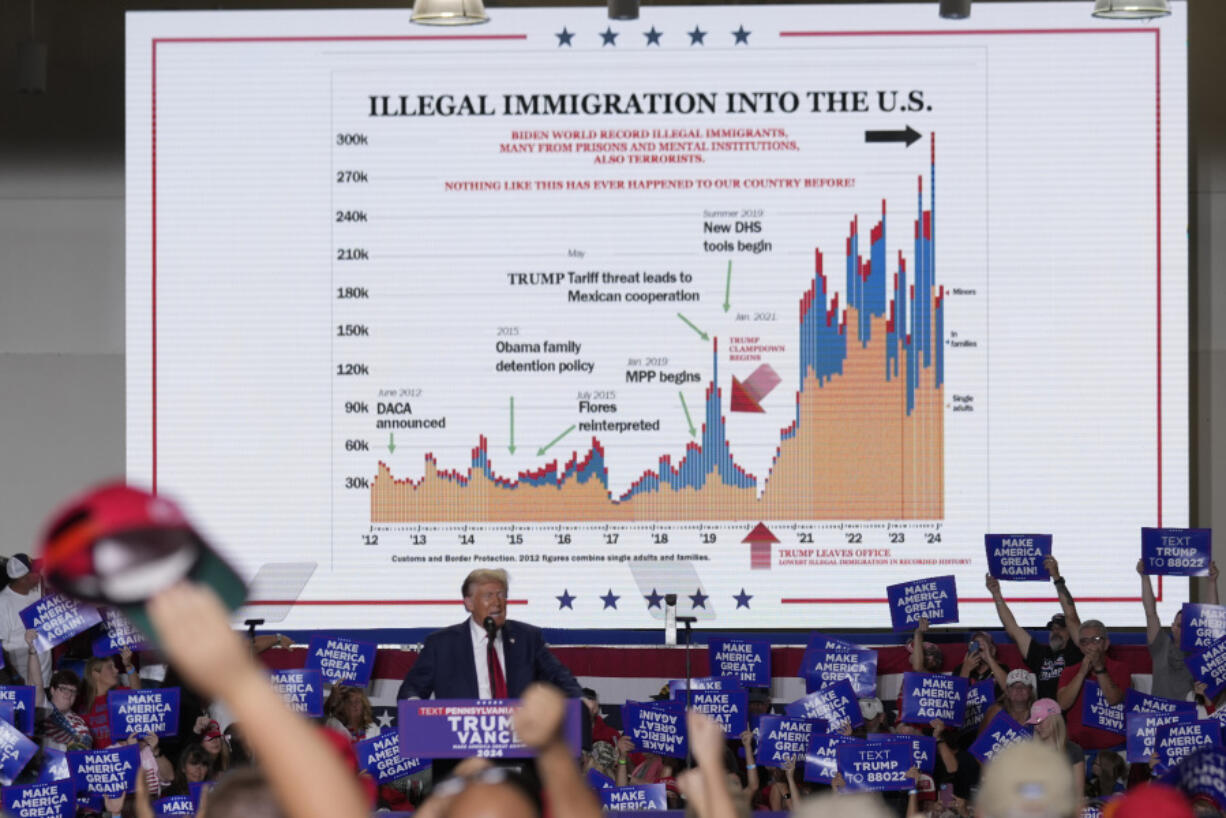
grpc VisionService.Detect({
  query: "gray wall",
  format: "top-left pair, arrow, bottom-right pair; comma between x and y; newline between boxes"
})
2,1 -> 1223,590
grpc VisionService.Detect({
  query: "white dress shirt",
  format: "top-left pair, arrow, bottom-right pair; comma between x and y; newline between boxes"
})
469,617 -> 506,699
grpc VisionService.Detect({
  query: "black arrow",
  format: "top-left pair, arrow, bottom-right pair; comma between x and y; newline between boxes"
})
865,126 -> 921,148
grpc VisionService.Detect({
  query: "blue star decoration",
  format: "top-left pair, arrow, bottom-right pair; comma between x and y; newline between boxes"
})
600,589 -> 621,609
733,588 -> 753,609
732,25 -> 751,45
600,27 -> 619,46
688,26 -> 706,45
555,27 -> 574,47
644,588 -> 665,609
690,588 -> 709,609
644,26 -> 662,46
556,589 -> 576,609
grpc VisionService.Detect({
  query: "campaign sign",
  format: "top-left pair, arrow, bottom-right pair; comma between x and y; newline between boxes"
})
1174,746 -> 1226,810
1125,711 -> 1198,763
1189,636 -> 1226,698
667,677 -> 740,696
887,575 -> 959,631
968,712 -> 1032,763
355,731 -> 425,785
600,785 -> 667,811
899,673 -> 968,727
836,739 -> 913,792
708,640 -> 771,687
756,716 -> 822,767
1125,689 -> 1197,716
69,743 -> 139,796
803,733 -> 861,783
623,701 -> 688,759
153,796 -> 196,816
868,732 -> 937,774
188,782 -> 213,813
0,687 -> 35,735
964,679 -> 996,730
19,595 -> 102,653
1182,604 -> 1226,654
305,635 -> 377,686
2,780 -> 75,818
802,649 -> 878,699
784,680 -> 863,731
91,608 -> 150,657
108,688 -> 180,739
586,768 -> 615,791
399,698 -> 582,759
806,632 -> 859,652
1156,720 -> 1222,769
1081,681 -> 1125,735
0,701 -> 14,727
985,534 -> 1053,581
269,669 -> 324,718
1143,527 -> 1211,577
674,689 -> 747,737
36,749 -> 70,784
0,712 -> 37,784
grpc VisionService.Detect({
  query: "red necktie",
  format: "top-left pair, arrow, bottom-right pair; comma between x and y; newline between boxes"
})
487,637 -> 508,699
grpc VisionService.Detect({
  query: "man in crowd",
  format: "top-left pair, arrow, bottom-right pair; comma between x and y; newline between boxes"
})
0,553 -> 51,685
985,555 -> 1084,699
398,568 -> 583,700
1056,619 -> 1130,749
1139,559 -> 1218,701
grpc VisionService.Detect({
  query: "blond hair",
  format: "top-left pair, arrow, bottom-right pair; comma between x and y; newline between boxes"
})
462,569 -> 509,598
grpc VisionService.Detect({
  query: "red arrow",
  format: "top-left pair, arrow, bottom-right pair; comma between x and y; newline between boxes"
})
743,523 -> 778,544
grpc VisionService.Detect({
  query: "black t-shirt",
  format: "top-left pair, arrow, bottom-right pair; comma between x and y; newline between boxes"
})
1025,638 -> 1084,700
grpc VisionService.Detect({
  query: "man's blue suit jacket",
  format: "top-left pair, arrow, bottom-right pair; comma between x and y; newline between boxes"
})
397,619 -> 583,700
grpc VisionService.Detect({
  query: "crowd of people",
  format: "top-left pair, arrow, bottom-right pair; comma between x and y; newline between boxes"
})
0,551 -> 1222,818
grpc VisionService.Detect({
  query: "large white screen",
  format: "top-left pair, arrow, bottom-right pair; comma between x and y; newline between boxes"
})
125,3 -> 1189,631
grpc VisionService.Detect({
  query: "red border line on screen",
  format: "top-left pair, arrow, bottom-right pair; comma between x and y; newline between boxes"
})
150,27 -> 1167,608
245,599 -> 528,606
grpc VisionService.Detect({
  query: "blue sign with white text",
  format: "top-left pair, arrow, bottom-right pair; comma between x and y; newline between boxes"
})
1182,604 -> 1226,654
708,640 -> 771,687
19,595 -> 102,653
1081,681 -> 1125,735
783,679 -> 862,731
398,698 -> 582,759
69,743 -> 140,796
964,679 -> 996,730
868,732 -> 937,773
756,716 -> 822,767
673,689 -> 747,737
805,633 -> 859,652
109,687 -> 180,739
355,731 -> 425,784
837,740 -> 913,791
1188,637 -> 1226,698
1156,720 -> 1221,769
1143,528 -> 1211,576
1125,689 -> 1197,716
985,534 -> 1052,581
623,701 -> 688,759
802,649 -> 878,698
1175,746 -> 1226,810
803,733 -> 861,783
91,608 -> 150,657
1126,710 -> 1198,763
968,712 -> 1032,763
153,796 -> 196,816
887,575 -> 959,631
667,677 -> 740,696
600,785 -> 667,811
268,669 -> 324,718
2,780 -> 75,818
899,673 -> 967,727
0,687 -> 35,736
36,748 -> 69,784
305,635 -> 377,686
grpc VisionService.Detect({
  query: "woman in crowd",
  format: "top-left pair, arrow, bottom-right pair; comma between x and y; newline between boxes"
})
76,649 -> 139,749
323,685 -> 379,742
1086,749 -> 1127,798
165,743 -> 215,797
1027,698 -> 1085,803
200,718 -> 233,775
25,630 -> 91,751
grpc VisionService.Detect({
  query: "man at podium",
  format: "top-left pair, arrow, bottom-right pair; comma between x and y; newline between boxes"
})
397,568 -> 583,701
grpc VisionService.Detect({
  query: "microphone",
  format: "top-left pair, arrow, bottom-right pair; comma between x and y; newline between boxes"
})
483,616 -> 498,640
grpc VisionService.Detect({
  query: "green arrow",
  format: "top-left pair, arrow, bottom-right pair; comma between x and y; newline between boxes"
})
722,260 -> 733,312
538,424 -> 576,456
677,312 -> 709,341
508,396 -> 516,454
388,432 -> 396,454
679,392 -> 697,438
